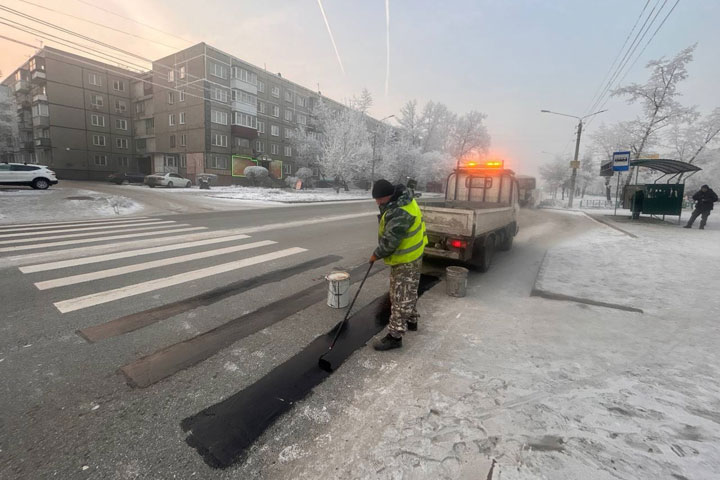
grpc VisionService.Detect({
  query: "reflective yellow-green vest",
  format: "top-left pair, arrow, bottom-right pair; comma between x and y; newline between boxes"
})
379,199 -> 428,265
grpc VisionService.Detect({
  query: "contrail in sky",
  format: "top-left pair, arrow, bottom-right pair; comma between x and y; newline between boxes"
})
385,0 -> 390,96
316,0 -> 345,75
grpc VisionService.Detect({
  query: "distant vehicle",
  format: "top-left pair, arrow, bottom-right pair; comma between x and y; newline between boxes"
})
516,175 -> 537,207
144,172 -> 192,188
108,172 -> 146,185
419,160 -> 519,271
0,162 -> 58,190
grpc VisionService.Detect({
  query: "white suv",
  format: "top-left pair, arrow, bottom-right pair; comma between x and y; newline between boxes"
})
0,163 -> 59,190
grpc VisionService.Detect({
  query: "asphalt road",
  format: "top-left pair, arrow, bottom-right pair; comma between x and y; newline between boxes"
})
0,203 -> 589,479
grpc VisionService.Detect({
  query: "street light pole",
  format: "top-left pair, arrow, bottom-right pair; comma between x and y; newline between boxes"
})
371,114 -> 395,186
541,109 -> 607,208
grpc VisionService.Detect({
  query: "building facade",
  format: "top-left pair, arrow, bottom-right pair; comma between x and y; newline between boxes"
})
1,43 -> 374,184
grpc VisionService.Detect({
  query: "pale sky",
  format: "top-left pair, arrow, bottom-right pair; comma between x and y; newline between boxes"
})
2,0 -> 719,176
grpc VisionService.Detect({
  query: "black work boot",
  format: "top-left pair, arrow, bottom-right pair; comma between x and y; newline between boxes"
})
374,333 -> 402,351
407,321 -> 418,331
683,225 -> 692,229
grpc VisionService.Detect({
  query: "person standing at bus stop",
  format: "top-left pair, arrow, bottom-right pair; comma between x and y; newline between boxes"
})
369,179 -> 428,351
684,184 -> 718,229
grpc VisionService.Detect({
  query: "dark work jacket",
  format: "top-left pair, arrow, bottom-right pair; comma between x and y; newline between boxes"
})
693,189 -> 718,212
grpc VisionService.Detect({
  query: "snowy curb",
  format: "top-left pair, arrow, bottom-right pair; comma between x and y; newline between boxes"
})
583,213 -> 638,238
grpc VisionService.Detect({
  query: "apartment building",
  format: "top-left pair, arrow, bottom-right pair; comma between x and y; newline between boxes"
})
2,43 -> 377,184
1,47 -> 137,179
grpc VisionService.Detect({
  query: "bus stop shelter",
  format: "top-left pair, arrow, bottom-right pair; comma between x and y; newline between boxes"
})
620,158 -> 702,223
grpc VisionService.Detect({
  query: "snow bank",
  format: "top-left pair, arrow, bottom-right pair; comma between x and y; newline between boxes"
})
0,188 -> 143,225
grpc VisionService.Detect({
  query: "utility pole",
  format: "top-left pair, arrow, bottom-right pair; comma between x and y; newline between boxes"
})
541,108 -> 607,209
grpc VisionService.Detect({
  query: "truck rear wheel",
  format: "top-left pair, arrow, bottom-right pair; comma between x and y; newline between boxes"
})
498,230 -> 514,251
472,235 -> 494,272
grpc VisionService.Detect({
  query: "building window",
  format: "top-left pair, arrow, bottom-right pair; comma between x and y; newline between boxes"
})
284,146 -> 292,157
92,135 -> 106,146
212,133 -> 228,147
179,65 -> 186,79
113,80 -> 125,92
211,63 -> 228,79
168,70 -> 175,82
283,163 -> 292,175
208,155 -> 229,169
94,154 -> 107,166
115,118 -> 128,130
232,90 -> 256,105
89,73 -> 103,86
297,114 -> 307,125
284,110 -> 293,122
136,138 -> 147,150
135,101 -> 145,114
32,103 -> 49,117
116,138 -> 129,149
91,114 -> 105,127
271,86 -> 280,98
232,67 -> 257,85
179,112 -> 186,125
285,128 -> 294,139
271,125 -> 280,136
258,80 -> 265,93
235,137 -> 250,148
213,87 -> 229,103
211,110 -> 229,125
296,96 -> 306,107
256,140 -> 264,153
169,114 -> 176,126
168,91 -> 175,104
91,94 -> 103,108
170,135 -> 176,148
118,156 -> 130,167
180,134 -> 187,146
164,155 -> 178,167
272,105 -> 280,117
258,121 -> 265,134
258,101 -> 266,114
271,143 -> 280,155
115,100 -> 127,113
179,90 -> 185,102
285,90 -> 293,102
180,154 -> 187,168
232,112 -> 257,128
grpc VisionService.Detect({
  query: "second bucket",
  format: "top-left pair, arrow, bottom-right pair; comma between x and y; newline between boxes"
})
326,271 -> 351,308
445,266 -> 469,297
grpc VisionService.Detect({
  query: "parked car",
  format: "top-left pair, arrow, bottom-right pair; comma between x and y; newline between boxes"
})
144,172 -> 192,188
0,162 -> 58,190
108,172 -> 146,185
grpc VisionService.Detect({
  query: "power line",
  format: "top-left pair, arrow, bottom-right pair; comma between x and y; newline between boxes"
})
0,32 -> 37,49
16,0 -> 185,51
70,0 -> 192,45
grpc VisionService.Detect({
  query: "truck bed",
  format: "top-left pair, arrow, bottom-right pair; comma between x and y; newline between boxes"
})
420,202 -> 515,238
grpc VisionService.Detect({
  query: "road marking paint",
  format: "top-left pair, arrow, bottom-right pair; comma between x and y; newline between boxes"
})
0,220 -> 177,240
0,216 -> 151,231
0,227 -> 206,253
20,234 -> 252,273
35,240 -> 277,290
54,247 -> 307,313
0,222 -> 185,245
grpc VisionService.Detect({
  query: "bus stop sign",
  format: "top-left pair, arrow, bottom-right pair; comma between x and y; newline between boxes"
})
613,151 -> 631,171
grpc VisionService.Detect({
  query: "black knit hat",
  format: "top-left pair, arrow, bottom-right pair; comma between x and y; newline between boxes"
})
372,179 -> 395,198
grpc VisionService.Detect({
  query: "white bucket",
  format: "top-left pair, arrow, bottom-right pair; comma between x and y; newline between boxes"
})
326,271 -> 351,308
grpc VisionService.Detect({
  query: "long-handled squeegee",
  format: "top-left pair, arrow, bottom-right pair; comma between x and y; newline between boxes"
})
318,261 -> 374,372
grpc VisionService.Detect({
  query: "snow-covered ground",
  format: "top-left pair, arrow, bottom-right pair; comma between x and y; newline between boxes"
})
0,187 -> 143,225
149,185 -> 374,203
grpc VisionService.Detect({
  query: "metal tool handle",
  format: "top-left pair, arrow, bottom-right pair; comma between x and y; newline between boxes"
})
327,261 -> 374,349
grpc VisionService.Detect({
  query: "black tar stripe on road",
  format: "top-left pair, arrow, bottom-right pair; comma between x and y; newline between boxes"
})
78,255 -> 343,343
119,261 -> 387,388
181,275 -> 440,469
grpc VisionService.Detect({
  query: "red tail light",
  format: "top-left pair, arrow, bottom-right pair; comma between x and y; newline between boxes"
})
449,239 -> 467,248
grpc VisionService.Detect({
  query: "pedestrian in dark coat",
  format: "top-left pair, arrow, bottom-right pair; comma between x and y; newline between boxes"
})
684,185 -> 718,229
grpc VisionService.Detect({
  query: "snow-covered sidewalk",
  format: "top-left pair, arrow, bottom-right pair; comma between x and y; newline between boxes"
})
151,185 -> 374,203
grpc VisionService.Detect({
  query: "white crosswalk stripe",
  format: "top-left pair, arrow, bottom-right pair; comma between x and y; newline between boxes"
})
53,247 -> 307,313
0,226 -> 206,252
0,220 -> 178,241
0,220 -> 176,238
34,240 -> 277,290
0,216 -> 152,232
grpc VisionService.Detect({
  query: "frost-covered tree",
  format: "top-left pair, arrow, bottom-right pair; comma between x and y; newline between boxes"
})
396,100 -> 422,147
447,110 -> 491,160
539,156 -> 571,200
419,101 -> 455,154
0,84 -> 18,162
244,165 -> 269,186
612,44 -> 698,185
590,122 -> 638,200
667,107 -> 720,166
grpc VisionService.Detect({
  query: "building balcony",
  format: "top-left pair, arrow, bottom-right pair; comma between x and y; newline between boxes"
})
32,115 -> 50,128
230,78 -> 257,95
16,99 -> 31,111
32,93 -> 48,103
15,80 -> 30,93
231,124 -> 259,139
34,138 -> 51,148
21,141 -> 34,150
231,100 -> 257,116
31,70 -> 46,83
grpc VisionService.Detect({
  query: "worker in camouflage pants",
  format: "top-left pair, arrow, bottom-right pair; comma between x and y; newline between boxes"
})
369,179 -> 428,351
